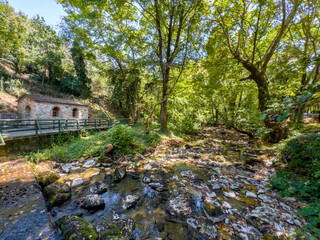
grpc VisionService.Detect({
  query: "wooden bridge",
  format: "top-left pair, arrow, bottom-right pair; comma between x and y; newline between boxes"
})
0,118 -> 129,145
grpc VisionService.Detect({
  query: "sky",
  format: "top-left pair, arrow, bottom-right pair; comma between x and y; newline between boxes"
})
8,0 -> 66,27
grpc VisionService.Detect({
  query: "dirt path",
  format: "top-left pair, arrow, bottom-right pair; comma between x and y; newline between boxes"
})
0,159 -> 57,240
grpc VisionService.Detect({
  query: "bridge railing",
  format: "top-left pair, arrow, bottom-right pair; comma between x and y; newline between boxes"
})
0,118 -> 130,137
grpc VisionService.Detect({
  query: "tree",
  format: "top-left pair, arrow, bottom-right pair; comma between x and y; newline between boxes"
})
212,0 -> 301,142
134,0 -> 208,132
70,40 -> 91,98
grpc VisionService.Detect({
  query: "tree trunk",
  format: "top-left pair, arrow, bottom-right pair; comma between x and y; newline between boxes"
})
160,73 -> 169,132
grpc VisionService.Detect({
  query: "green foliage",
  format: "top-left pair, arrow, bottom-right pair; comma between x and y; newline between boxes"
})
106,124 -> 135,154
281,133 -> 320,177
25,124 -> 162,162
270,170 -> 320,238
271,133 -> 320,238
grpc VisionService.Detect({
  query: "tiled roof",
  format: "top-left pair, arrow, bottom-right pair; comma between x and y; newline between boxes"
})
18,94 -> 88,106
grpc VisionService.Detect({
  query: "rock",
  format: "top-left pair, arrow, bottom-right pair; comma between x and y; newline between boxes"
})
78,194 -> 105,210
224,191 -> 237,198
95,218 -> 135,239
258,194 -> 274,203
56,215 -> 97,240
112,167 -> 126,182
98,155 -> 113,164
222,201 -> 232,209
104,144 -> 114,154
149,182 -> 166,192
90,181 -> 108,194
166,195 -> 192,218
72,178 -> 84,188
180,170 -> 196,179
33,161 -> 59,187
211,183 -> 221,190
186,217 -> 218,239
43,182 -> 71,207
203,204 -> 226,223
193,154 -> 201,159
144,164 -> 152,170
123,195 -> 140,209
246,191 -> 257,198
245,214 -> 272,234
83,160 -> 95,168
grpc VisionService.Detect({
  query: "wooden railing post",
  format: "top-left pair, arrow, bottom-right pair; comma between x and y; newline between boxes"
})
77,120 -> 79,130
58,120 -> 61,132
0,121 -> 2,134
95,119 -> 97,129
35,120 -> 39,135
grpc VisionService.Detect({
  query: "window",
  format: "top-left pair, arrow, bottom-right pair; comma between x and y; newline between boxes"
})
72,108 -> 79,118
52,107 -> 60,117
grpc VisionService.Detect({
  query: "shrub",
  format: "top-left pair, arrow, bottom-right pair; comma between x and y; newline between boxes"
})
106,124 -> 135,153
281,133 -> 320,178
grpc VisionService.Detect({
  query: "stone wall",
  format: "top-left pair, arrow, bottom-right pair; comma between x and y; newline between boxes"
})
18,98 -> 88,120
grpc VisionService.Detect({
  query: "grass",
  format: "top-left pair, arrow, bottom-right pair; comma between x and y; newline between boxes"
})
25,124 -> 163,163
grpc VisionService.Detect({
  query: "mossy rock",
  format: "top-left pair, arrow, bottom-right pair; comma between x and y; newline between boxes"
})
56,215 -> 97,240
43,182 -> 71,208
33,161 -> 59,188
95,218 -> 135,239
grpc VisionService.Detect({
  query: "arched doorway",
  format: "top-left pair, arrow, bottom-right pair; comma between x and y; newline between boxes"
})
72,108 -> 79,118
25,106 -> 31,119
52,107 -> 60,117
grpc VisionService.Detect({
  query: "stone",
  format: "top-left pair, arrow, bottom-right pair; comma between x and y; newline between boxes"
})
246,191 -> 257,198
222,201 -> 232,209
112,167 -> 126,182
245,214 -> 272,234
180,170 -> 196,179
165,195 -> 192,218
33,161 -> 59,188
83,160 -> 96,168
90,181 -> 108,194
95,218 -> 135,239
123,195 -> 140,209
211,183 -> 221,190
203,204 -> 226,223
144,164 -> 152,170
43,182 -> 71,207
78,194 -> 105,210
72,178 -> 84,188
56,215 -> 97,240
224,191 -> 237,198
104,144 -> 113,154
186,217 -> 218,239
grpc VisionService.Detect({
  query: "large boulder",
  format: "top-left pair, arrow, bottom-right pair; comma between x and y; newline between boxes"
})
56,215 -> 97,240
95,218 -> 135,239
78,194 -> 105,210
43,182 -> 71,208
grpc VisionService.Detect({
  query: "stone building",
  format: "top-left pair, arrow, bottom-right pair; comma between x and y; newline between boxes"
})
18,94 -> 88,120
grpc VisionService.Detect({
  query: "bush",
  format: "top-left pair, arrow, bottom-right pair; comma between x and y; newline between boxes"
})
106,124 -> 135,153
281,133 -> 320,178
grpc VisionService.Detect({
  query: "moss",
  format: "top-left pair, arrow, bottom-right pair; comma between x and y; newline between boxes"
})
79,226 -> 97,239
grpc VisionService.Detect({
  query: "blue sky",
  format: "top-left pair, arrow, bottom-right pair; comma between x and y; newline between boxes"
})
8,0 -> 66,27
